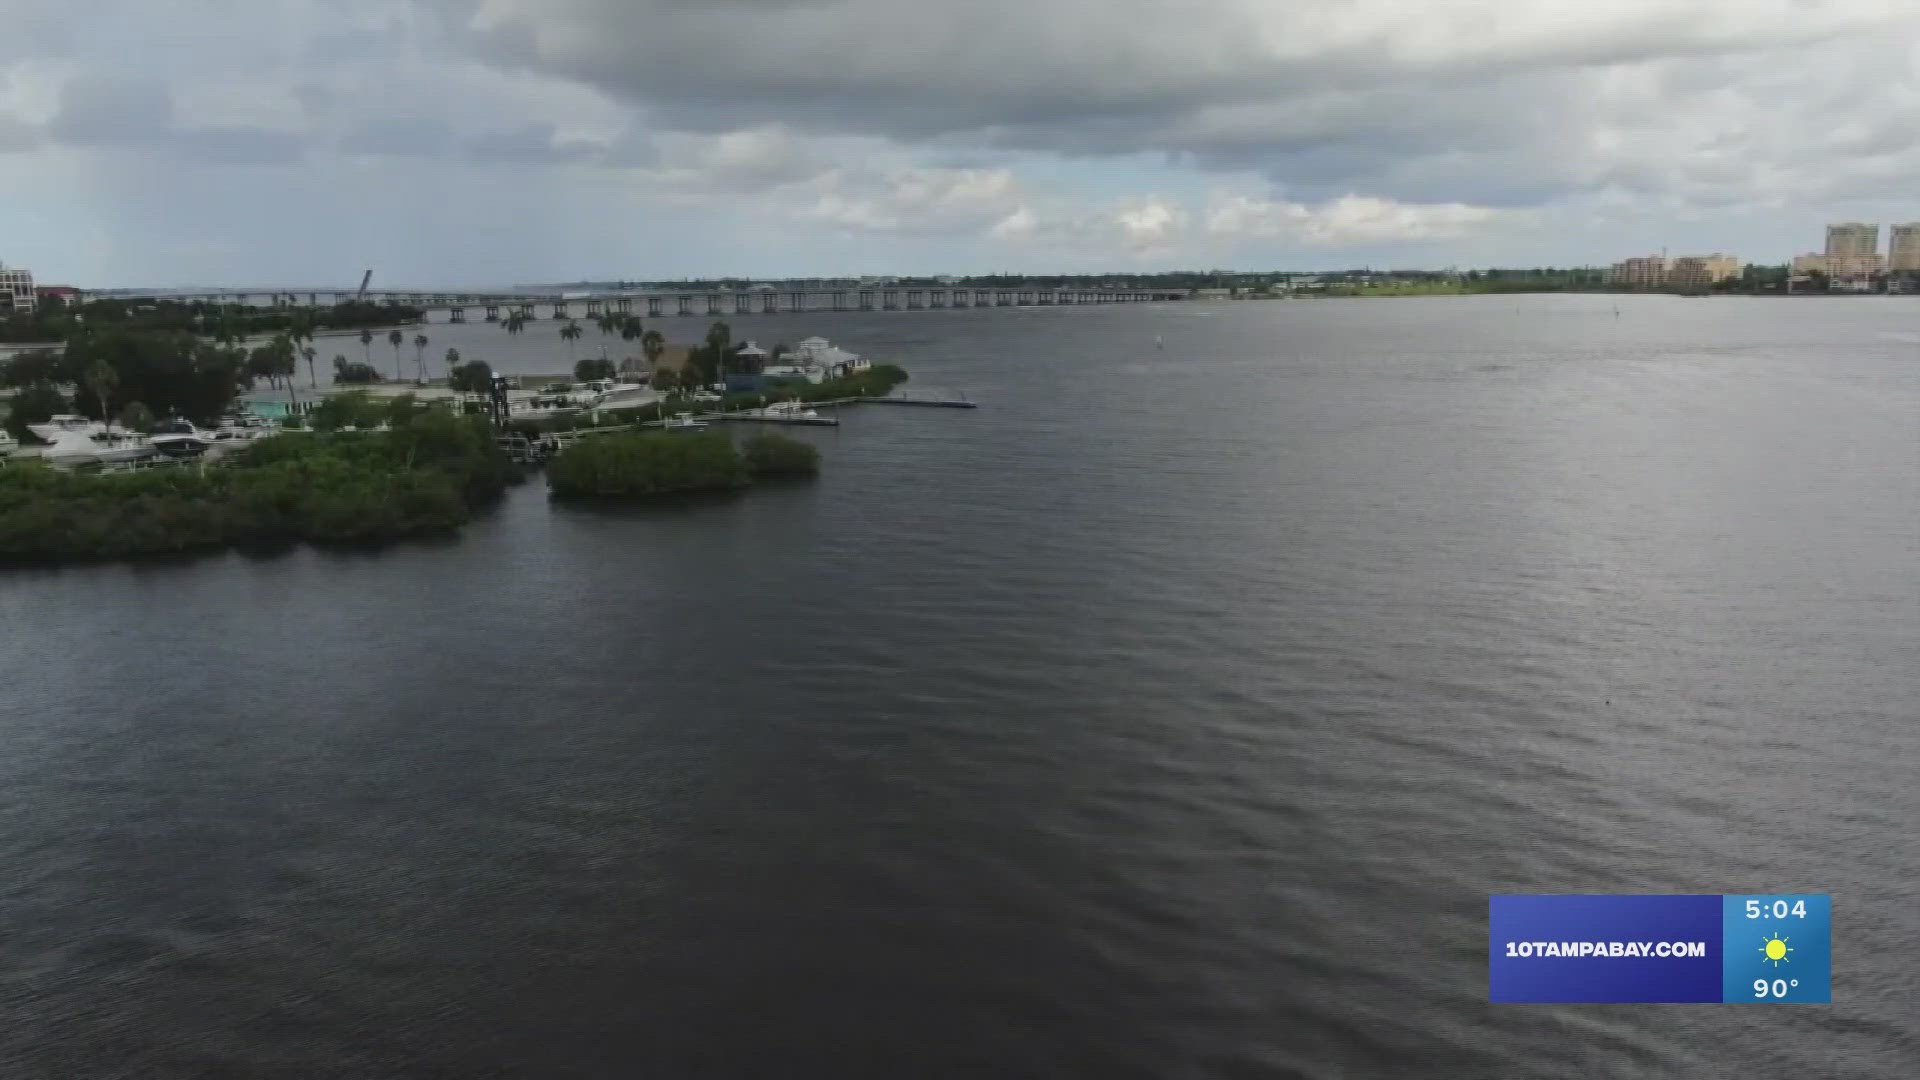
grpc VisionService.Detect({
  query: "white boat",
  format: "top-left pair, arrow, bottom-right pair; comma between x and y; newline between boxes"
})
86,430 -> 154,464
26,414 -> 104,443
764,401 -> 821,419
751,401 -> 838,426
660,415 -> 709,432
148,418 -> 217,457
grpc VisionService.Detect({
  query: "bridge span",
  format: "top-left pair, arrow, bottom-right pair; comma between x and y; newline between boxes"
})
86,287 -> 1190,322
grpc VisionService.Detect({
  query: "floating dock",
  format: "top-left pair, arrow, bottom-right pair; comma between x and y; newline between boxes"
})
702,412 -> 840,426
859,395 -> 977,408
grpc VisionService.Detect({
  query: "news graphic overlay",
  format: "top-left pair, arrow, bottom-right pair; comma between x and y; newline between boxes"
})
1489,894 -> 1830,1003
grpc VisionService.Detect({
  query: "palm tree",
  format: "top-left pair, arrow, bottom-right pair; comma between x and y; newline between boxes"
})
302,345 -> 318,388
388,328 -> 404,381
273,334 -> 301,415
595,312 -> 617,338
444,346 -> 460,383
83,360 -> 118,432
560,320 -> 583,361
641,329 -> 665,369
413,333 -> 430,383
359,328 -> 374,366
503,312 -> 527,336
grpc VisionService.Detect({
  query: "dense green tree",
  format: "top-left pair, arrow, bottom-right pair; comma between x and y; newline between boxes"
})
546,430 -> 748,498
309,391 -> 387,431
333,355 -> 383,384
573,357 -> 617,382
0,348 -> 77,388
3,382 -> 69,442
117,401 -> 155,433
448,358 -> 494,394
59,328 -> 250,423
641,329 -> 665,369
741,433 -> 820,477
650,366 -> 678,392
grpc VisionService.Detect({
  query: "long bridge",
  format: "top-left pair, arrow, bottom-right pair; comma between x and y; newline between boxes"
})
85,286 -> 1190,323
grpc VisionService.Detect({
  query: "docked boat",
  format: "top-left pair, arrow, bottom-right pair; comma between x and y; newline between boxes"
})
148,418 -> 217,457
26,414 -> 105,443
660,415 -> 710,432
755,401 -> 839,426
86,430 -> 154,463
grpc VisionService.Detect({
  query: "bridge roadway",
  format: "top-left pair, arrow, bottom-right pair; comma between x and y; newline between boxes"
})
86,287 -> 1190,322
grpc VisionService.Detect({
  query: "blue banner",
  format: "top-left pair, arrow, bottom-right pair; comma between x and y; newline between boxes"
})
1489,894 -> 1830,1003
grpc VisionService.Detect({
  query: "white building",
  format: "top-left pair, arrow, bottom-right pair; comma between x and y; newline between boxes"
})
0,262 -> 34,317
790,336 -> 867,376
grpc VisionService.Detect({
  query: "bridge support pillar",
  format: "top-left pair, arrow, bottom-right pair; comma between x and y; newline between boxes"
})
484,304 -> 499,321
450,307 -> 466,323
552,301 -> 569,318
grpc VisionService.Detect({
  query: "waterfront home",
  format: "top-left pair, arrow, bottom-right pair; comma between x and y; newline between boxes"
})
790,336 -> 869,378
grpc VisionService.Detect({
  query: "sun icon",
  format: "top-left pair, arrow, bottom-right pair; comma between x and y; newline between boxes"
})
1760,933 -> 1792,967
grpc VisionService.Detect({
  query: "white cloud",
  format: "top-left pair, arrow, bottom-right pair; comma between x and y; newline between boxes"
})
1114,197 -> 1190,253
1208,193 -> 1505,244
7,0 -> 1920,281
797,166 -> 1025,235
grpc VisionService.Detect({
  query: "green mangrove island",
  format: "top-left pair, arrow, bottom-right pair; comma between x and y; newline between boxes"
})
0,409 -> 518,564
546,431 -> 820,499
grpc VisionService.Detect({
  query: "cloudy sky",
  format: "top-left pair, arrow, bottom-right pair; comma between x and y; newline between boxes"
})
4,0 -> 1920,286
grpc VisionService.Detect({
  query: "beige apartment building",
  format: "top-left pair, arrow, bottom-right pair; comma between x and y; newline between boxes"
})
0,262 -> 33,316
1888,223 -> 1920,272
1826,222 -> 1880,259
1610,255 -> 1668,288
1668,254 -> 1741,290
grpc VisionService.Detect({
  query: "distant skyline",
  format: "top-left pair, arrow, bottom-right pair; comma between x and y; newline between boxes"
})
8,2 -> 1920,286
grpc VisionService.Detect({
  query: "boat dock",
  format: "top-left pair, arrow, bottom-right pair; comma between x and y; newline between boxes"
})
496,391 -> 977,465
702,412 -> 840,426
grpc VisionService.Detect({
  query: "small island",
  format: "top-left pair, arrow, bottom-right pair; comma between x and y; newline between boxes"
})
1,300 -> 922,565
0,406 -> 517,564
546,431 -> 818,499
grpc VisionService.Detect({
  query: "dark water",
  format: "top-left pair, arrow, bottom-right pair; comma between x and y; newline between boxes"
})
3,295 -> 1917,1077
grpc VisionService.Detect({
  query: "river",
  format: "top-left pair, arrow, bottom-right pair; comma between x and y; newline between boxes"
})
2,294 -> 1916,1076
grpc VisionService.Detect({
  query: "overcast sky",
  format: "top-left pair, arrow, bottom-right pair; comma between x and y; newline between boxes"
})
4,0 -> 1920,286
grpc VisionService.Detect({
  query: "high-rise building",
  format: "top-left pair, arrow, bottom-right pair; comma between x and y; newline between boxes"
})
1610,255 -> 1668,288
0,262 -> 34,316
1888,223 -> 1920,272
1668,254 -> 1742,289
1826,222 -> 1880,259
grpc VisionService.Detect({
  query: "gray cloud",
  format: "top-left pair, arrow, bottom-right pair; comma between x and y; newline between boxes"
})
447,0 -> 1920,213
341,115 -> 459,156
50,77 -> 175,144
10,0 -> 1920,284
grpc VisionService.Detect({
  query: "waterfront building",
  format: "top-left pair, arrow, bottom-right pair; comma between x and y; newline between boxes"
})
1887,223 -> 1920,272
1825,222 -> 1879,259
1610,255 -> 1668,288
0,261 -> 34,316
1668,254 -> 1742,290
